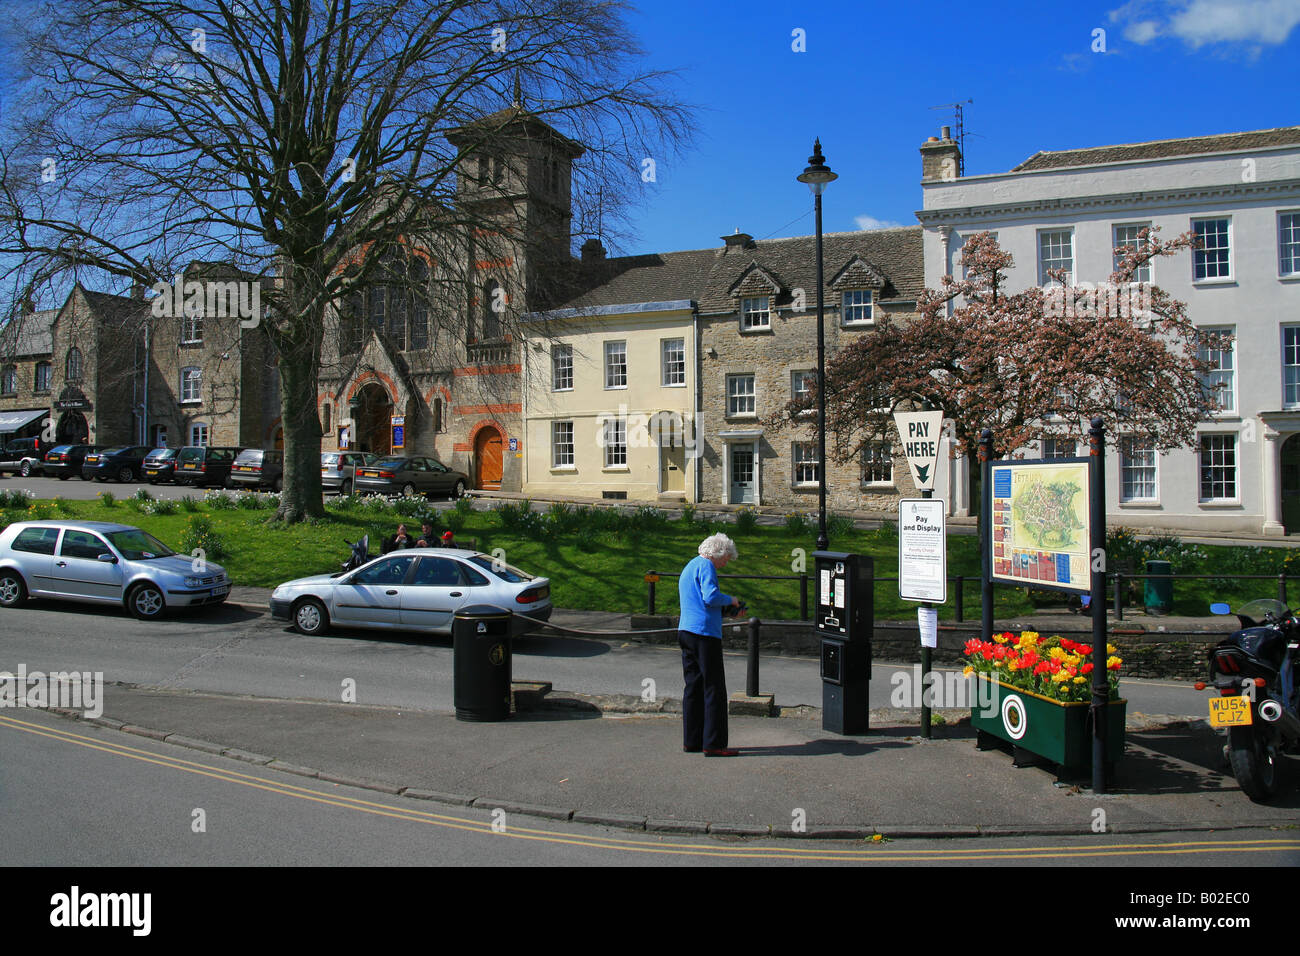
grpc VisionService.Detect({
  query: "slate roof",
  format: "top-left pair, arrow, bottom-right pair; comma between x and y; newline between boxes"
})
0,309 -> 56,358
549,226 -> 924,315
1012,126 -> 1300,172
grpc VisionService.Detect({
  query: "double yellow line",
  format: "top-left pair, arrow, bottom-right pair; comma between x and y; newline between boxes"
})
3,713 -> 1297,863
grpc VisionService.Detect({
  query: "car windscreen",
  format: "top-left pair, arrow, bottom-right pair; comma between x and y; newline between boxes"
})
47,445 -> 72,455
106,529 -> 176,560
468,555 -> 534,583
234,450 -> 264,464
321,454 -> 341,465
148,448 -> 176,459
371,459 -> 408,470
99,446 -> 128,456
178,448 -> 204,462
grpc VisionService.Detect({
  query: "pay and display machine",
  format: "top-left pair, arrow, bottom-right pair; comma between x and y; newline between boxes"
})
814,551 -> 873,735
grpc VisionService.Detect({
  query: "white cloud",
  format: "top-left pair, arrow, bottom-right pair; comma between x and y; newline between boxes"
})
1124,19 -> 1162,43
855,215 -> 905,231
1109,0 -> 1300,49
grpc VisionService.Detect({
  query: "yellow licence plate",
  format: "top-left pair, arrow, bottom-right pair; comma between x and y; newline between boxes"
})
1208,695 -> 1253,728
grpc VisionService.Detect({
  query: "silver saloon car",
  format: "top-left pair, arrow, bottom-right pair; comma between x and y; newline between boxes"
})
269,548 -> 552,637
0,521 -> 230,620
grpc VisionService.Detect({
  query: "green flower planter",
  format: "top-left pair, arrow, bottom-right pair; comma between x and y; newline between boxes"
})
970,675 -> 1126,774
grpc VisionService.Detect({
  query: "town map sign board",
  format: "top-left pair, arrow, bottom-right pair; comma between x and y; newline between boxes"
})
989,458 -> 1091,594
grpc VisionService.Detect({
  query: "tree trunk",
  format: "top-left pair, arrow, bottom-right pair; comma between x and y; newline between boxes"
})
967,448 -> 982,518
274,338 -> 325,523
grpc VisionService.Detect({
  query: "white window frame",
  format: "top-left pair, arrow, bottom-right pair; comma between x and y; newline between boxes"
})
1192,217 -> 1233,283
1112,222 -> 1152,284
552,343 -> 573,391
841,290 -> 874,327
604,341 -> 627,389
181,312 -> 203,345
1037,228 -> 1074,287
602,417 -> 627,469
181,366 -> 202,404
661,338 -> 686,387
189,423 -> 210,447
1042,438 -> 1076,459
552,420 -> 575,469
792,442 -> 819,486
1118,437 -> 1158,504
726,374 -> 756,418
740,296 -> 771,332
791,370 -> 815,415
1280,211 -> 1300,278
861,441 -> 893,485
1286,325 -> 1300,409
1197,326 -> 1236,415
1198,433 -> 1239,504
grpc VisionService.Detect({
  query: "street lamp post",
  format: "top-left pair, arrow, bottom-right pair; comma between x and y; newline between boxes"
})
798,139 -> 837,551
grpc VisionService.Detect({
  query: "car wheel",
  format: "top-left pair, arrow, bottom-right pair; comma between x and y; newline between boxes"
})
340,480 -> 352,497
58,474 -> 70,481
0,571 -> 27,608
451,480 -> 466,500
272,475 -> 283,492
293,598 -> 330,636
401,483 -> 418,498
127,582 -> 166,620
118,466 -> 134,483
19,461 -> 31,477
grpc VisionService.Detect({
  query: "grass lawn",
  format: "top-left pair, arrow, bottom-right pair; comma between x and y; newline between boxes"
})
2,494 -> 1293,622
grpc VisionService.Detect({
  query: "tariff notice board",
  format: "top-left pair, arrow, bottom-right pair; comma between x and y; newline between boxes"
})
990,459 -> 1090,594
899,498 -> 946,603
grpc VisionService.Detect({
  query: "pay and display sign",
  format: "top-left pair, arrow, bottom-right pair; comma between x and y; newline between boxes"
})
893,411 -> 943,491
899,498 -> 946,603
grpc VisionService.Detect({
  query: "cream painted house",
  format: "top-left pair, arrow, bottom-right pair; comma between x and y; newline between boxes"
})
522,291 -> 701,502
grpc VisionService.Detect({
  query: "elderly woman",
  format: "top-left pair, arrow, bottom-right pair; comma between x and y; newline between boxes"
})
678,532 -> 741,756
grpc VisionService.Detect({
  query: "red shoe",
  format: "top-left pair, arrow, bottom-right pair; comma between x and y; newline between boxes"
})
704,748 -> 740,757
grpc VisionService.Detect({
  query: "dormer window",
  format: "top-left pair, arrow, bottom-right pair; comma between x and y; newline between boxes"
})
741,297 -> 770,331
841,290 -> 874,326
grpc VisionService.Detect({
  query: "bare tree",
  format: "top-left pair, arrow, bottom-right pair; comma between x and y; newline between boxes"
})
0,0 -> 691,519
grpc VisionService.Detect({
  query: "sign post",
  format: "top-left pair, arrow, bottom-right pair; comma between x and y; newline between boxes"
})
895,409 -> 947,738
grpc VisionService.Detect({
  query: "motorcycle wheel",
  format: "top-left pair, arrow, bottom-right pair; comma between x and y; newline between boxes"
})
1228,725 -> 1281,802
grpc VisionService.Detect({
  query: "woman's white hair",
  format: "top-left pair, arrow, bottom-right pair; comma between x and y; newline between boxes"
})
698,532 -> 738,562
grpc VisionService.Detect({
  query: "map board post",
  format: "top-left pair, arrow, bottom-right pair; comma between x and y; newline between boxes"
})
979,421 -> 1113,793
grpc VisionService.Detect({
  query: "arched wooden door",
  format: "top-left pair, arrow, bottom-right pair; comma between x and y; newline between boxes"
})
475,427 -> 503,490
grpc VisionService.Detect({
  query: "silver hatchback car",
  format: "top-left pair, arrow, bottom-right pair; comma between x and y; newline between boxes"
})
0,521 -> 230,620
269,547 -> 552,637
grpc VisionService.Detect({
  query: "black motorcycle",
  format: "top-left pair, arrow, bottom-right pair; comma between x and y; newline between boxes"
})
338,535 -> 371,575
1199,598 -> 1300,801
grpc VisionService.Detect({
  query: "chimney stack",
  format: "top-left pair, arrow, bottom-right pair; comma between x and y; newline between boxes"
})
721,230 -> 754,253
580,237 -> 606,263
920,126 -> 962,183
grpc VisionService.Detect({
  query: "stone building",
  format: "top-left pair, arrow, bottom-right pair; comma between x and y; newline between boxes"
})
918,124 -> 1300,534
0,268 -> 279,453
0,307 -> 56,442
318,102 -> 584,492
523,227 -> 929,511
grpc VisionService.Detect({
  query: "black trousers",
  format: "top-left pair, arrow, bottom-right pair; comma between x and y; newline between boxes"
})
679,630 -> 727,751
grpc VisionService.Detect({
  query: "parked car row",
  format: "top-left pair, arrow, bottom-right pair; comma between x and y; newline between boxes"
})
0,437 -> 469,499
0,519 -> 552,638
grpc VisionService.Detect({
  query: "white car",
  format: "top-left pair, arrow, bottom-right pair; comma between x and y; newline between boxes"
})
269,547 -> 552,637
0,520 -> 230,619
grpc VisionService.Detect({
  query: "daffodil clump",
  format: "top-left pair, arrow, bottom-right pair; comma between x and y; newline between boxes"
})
962,631 -> 1121,703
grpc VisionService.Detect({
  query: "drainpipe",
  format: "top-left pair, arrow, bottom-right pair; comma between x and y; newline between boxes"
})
141,316 -> 150,445
692,305 -> 701,504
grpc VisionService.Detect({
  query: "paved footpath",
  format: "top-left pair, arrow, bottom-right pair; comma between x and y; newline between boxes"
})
57,678 -> 1300,839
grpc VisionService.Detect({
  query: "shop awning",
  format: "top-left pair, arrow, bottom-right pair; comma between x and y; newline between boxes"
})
0,408 -> 47,434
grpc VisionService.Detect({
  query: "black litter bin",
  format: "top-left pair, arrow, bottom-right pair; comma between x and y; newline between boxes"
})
1144,559 -> 1173,615
453,604 -> 513,721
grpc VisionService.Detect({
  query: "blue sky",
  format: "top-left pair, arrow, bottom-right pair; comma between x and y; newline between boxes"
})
617,0 -> 1299,256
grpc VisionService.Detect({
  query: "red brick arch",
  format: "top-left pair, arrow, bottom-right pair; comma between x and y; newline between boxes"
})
347,371 -> 398,405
